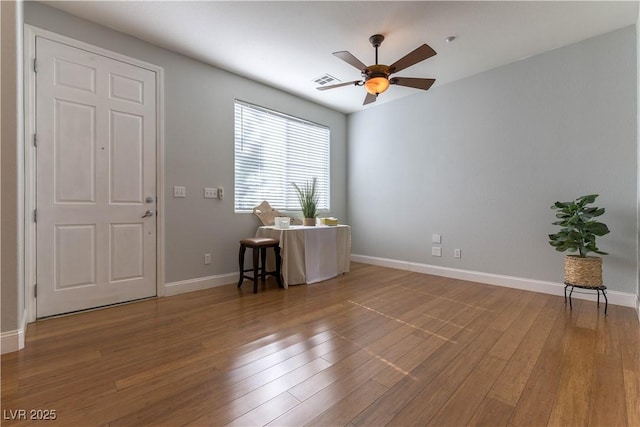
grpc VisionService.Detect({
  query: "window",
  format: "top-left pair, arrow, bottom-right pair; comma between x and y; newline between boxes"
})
234,100 -> 330,213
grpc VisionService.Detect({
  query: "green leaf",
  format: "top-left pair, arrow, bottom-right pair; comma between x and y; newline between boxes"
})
587,222 -> 610,236
577,194 -> 598,205
553,201 -> 571,209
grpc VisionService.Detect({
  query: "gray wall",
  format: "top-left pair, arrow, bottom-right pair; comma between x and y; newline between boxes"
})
1,0 -> 25,333
348,26 -> 638,294
24,2 -> 348,284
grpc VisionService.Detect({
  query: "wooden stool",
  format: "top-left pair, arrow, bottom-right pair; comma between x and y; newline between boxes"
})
238,237 -> 283,293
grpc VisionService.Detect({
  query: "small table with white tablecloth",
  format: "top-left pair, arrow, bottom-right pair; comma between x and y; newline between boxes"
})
255,225 -> 351,288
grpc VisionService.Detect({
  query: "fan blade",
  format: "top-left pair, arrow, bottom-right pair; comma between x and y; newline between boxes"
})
363,92 -> 377,105
388,44 -> 437,74
316,80 -> 362,91
390,77 -> 436,91
333,51 -> 367,71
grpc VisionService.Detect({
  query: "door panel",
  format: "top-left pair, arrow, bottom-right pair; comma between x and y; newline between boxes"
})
54,100 -> 96,203
110,111 -> 143,203
110,223 -> 144,282
110,73 -> 144,104
55,224 -> 97,289
54,58 -> 96,93
36,37 -> 157,318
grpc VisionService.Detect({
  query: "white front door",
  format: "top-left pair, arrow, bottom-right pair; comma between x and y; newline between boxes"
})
36,37 -> 157,317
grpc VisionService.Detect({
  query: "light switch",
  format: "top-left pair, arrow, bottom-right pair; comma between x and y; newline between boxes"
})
173,186 -> 186,198
432,247 -> 442,257
432,234 -> 441,244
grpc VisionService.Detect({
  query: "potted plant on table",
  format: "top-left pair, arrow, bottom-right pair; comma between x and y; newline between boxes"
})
292,178 -> 318,226
548,194 -> 610,287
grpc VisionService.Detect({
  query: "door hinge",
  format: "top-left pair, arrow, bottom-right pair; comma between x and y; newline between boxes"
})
34,284 -> 37,298
33,133 -> 38,147
33,209 -> 37,223
33,58 -> 37,73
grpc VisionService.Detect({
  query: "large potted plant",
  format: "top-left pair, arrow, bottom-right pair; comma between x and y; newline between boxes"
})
548,194 -> 610,287
292,178 -> 318,226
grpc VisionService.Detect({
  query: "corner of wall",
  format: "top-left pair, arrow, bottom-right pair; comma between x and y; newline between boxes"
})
636,5 -> 640,322
0,309 -> 26,354
1,0 -> 25,336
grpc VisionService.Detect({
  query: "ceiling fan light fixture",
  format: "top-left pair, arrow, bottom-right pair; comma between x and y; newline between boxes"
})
322,35 -> 437,105
364,76 -> 390,95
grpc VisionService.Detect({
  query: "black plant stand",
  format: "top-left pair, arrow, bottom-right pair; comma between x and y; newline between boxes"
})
564,282 -> 608,315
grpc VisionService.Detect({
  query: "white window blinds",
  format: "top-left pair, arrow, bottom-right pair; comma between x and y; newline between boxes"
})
234,100 -> 330,213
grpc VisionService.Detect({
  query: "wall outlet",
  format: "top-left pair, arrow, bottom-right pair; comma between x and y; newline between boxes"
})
432,247 -> 442,257
217,187 -> 224,199
454,248 -> 462,258
204,253 -> 211,265
204,188 -> 217,199
432,234 -> 441,244
173,186 -> 186,198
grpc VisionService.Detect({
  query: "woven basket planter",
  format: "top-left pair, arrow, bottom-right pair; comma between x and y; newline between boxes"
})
564,255 -> 602,287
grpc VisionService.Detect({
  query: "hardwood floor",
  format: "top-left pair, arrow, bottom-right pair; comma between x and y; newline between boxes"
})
2,262 -> 639,426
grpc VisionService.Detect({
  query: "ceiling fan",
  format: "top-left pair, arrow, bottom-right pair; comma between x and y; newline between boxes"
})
317,34 -> 437,105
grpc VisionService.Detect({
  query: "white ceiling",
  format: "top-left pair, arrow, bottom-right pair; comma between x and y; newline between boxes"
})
43,1 -> 638,114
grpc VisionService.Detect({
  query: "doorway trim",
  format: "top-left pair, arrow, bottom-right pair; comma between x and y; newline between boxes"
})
23,25 -> 166,323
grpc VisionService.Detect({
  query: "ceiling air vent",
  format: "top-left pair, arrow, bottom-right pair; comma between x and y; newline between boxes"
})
313,74 -> 340,86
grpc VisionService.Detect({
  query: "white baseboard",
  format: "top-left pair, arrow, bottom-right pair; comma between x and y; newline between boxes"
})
351,254 -> 637,308
1,309 -> 27,354
0,329 -> 24,354
164,272 -> 237,297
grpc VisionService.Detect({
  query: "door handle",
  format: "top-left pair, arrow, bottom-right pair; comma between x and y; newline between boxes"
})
141,209 -> 154,218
